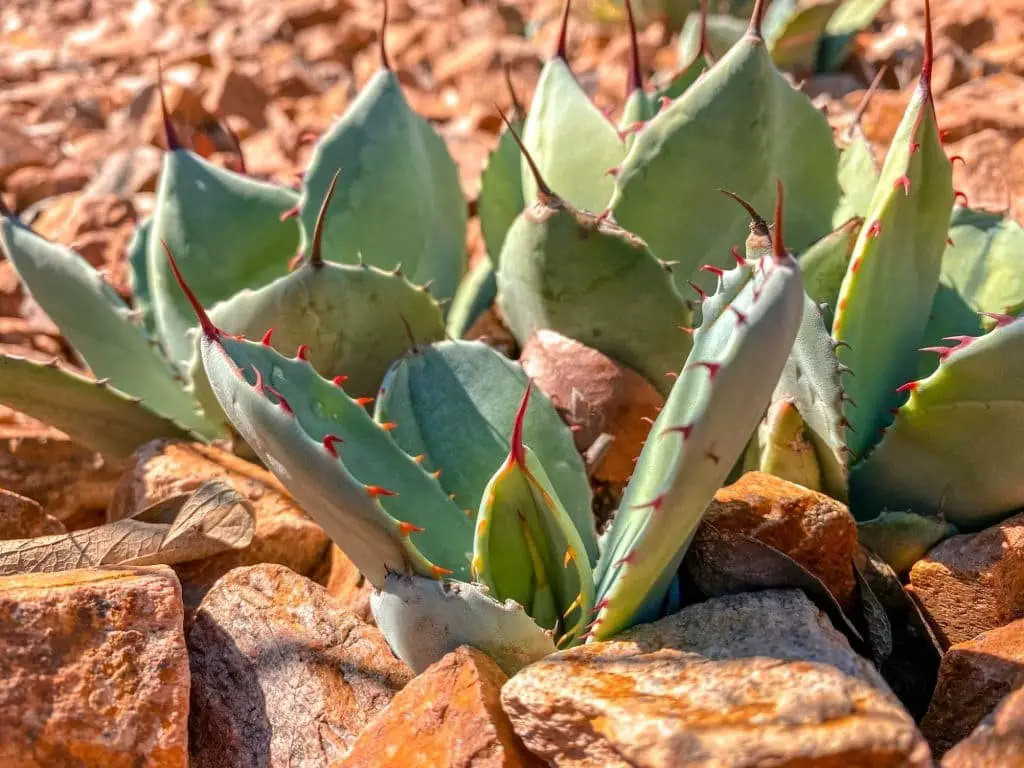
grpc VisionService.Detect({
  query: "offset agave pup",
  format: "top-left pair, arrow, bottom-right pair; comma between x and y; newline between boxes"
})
171,155 -> 804,672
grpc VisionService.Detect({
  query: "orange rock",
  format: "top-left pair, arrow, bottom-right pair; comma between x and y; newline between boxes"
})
519,329 -> 663,488
318,543 -> 373,623
700,471 -> 859,608
0,565 -> 189,768
921,617 -> 1024,757
203,64 -> 269,130
5,161 -> 90,211
188,564 -> 412,766
0,487 -> 64,539
943,687 -> 1024,767
108,439 -> 332,619
908,511 -> 1024,648
342,646 -> 542,767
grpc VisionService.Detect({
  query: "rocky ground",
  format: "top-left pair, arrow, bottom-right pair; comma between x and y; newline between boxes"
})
2,0 -> 1024,765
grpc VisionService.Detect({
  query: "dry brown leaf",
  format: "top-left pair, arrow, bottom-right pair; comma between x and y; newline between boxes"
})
0,479 -> 254,575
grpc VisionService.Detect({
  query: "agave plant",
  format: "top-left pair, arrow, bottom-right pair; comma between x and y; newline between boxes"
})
0,27 -> 464,460
169,138 -> 804,671
737,0 -> 1024,570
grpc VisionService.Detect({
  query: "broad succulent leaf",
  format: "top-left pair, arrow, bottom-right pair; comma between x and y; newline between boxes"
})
940,207 -> 1024,323
471,384 -> 596,645
478,114 -> 525,267
797,216 -> 862,314
832,5 -> 955,460
914,283 -> 984,382
370,572 -> 556,676
374,340 -> 598,563
171,248 -> 472,587
756,399 -> 823,491
819,0 -> 890,70
497,118 -> 691,397
299,58 -> 467,305
851,314 -> 1024,527
0,354 -> 190,457
771,292 -> 850,500
856,511 -> 956,574
148,149 -> 300,369
763,0 -> 840,72
613,0 -> 840,290
0,216 -> 214,437
126,216 -> 158,337
590,187 -> 805,640
446,257 -> 497,339
521,2 -> 624,212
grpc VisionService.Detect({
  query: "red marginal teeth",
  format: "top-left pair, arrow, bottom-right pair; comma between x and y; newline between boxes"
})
332,375 -> 348,386
894,175 -> 910,195
983,312 -> 1016,327
700,264 -> 724,277
688,281 -> 708,300
949,155 -> 965,166
896,381 -> 919,393
954,190 -> 969,206
366,485 -> 397,498
279,206 -> 299,222
867,220 -> 882,238
354,396 -> 374,406
398,521 -> 425,535
731,246 -> 744,265
692,360 -> 721,378
261,328 -> 275,346
297,344 -> 310,361
323,434 -> 344,457
661,424 -> 693,440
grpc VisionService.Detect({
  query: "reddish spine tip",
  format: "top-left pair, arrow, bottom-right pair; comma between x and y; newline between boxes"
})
982,312 -> 1016,327
949,155 -> 966,166
265,385 -> 294,415
261,328 -> 275,346
606,166 -> 621,178
896,381 -> 919,393
323,434 -> 343,457
631,494 -> 665,512
162,240 -> 219,338
555,0 -> 572,61
296,344 -> 310,361
398,521 -> 425,536
309,168 -> 341,268
155,58 -> 182,151
946,236 -> 955,246
665,371 -> 679,379
279,206 -> 299,222
430,564 -> 454,577
729,305 -> 748,324
920,0 -> 933,97
771,179 -> 786,262
623,0 -> 642,96
640,416 -> 655,426
250,365 -> 266,394
693,360 -> 722,379
748,0 -> 767,39
731,246 -> 745,265
867,220 -> 882,238
379,0 -> 391,70
510,380 -> 532,466
661,423 -> 694,440
700,264 -> 725,277
910,142 -> 922,155
954,190 -> 969,206
658,96 -> 673,111
688,281 -> 708,300
496,105 -> 556,203
614,552 -> 637,568
366,485 -> 397,498
379,421 -> 398,432
332,375 -> 349,386
354,396 -> 375,406
894,175 -> 911,195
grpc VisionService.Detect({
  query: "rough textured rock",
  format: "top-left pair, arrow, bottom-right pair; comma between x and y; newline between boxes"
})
188,563 -> 412,767
700,471 -> 859,608
0,565 -> 190,767
908,511 -> 1024,647
943,687 -> 1024,767
0,487 -> 64,539
342,646 -> 541,767
317,543 -> 373,624
502,590 -> 930,768
0,436 -> 126,526
921,617 -> 1024,757
519,329 -> 663,488
108,439 -> 331,615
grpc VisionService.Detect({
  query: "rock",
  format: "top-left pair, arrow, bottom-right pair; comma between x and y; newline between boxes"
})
519,329 -> 663,489
699,471 -> 859,608
502,590 -> 929,768
188,564 -> 412,767
318,543 -> 373,623
203,64 -> 269,131
0,487 -> 64,539
942,687 -> 1024,767
342,646 -> 541,767
82,146 -> 162,199
0,121 -> 49,184
108,440 -> 332,618
0,436 -> 127,528
908,511 -> 1024,647
5,161 -> 90,211
0,565 -> 189,767
920,617 -> 1024,757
